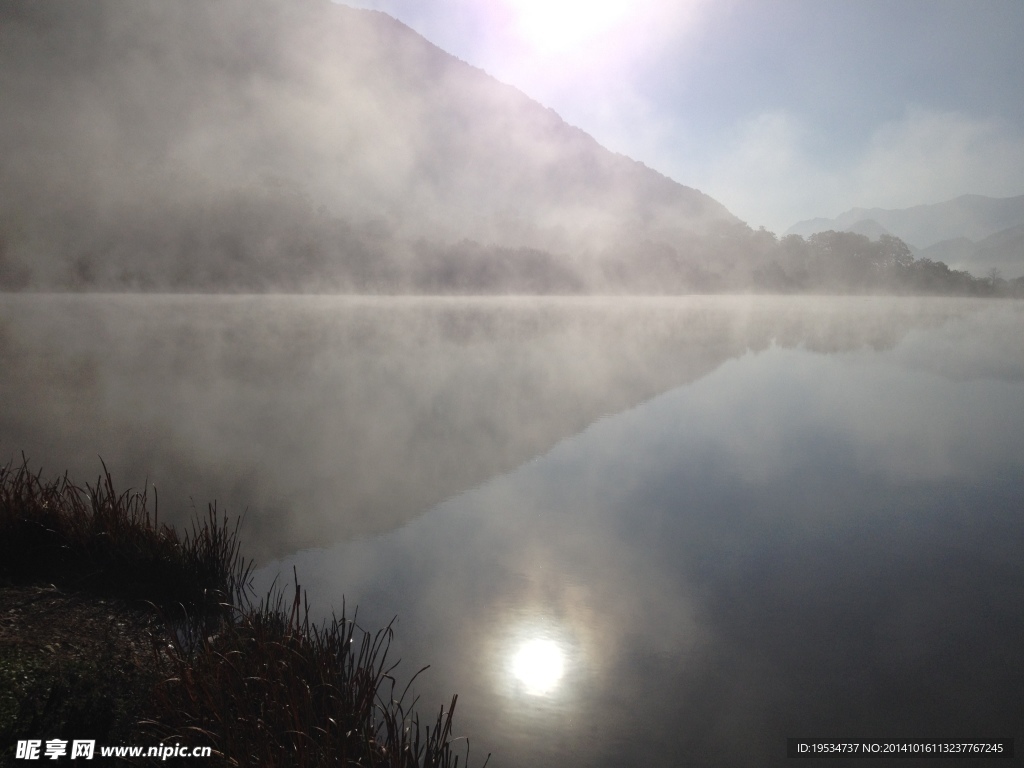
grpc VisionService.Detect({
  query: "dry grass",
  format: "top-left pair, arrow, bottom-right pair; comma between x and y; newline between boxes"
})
150,575 -> 482,767
0,458 -> 487,767
0,457 -> 251,614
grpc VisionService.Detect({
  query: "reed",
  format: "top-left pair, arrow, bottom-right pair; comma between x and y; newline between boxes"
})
0,456 -> 251,613
0,458 -> 486,767
149,574 -> 483,767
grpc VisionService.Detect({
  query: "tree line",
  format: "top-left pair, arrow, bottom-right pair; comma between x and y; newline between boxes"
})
1,195 -> 1021,296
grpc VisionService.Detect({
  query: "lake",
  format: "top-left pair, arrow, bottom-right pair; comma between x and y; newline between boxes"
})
2,294 -> 1022,766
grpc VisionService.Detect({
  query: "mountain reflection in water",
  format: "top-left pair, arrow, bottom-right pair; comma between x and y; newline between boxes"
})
3,295 -> 1022,765
252,299 -> 1023,767
0,295 -> 999,559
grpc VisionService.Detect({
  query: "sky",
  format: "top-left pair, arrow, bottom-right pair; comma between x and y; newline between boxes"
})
337,0 -> 1024,232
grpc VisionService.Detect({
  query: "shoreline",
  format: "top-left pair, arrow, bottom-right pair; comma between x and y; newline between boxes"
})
0,460 -> 486,767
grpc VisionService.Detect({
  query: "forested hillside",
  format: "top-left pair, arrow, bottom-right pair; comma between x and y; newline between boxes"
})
0,0 -> 1017,295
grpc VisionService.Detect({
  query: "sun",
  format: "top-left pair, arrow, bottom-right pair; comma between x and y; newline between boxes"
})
511,637 -> 566,695
503,0 -> 635,55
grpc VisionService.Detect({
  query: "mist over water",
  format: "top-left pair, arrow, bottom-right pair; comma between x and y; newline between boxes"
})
0,294 -> 991,557
250,298 -> 1022,767
3,0 -> 1023,763
3,295 -> 1022,765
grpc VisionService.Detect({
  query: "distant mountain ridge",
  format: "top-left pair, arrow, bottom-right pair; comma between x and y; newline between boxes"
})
786,194 -> 1024,278
917,224 -> 1024,280
787,194 -> 1024,248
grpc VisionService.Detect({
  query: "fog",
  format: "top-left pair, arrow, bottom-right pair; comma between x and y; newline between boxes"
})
4,0 -> 1020,294
1,295 -> 991,561
249,299 -> 1024,766
4,294 -> 1021,764
3,293 -> 1022,767
1,0 -> 740,294
2,1 -> 1023,764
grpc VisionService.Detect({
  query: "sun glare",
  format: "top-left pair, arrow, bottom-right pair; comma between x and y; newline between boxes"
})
504,0 -> 635,54
511,638 -> 566,695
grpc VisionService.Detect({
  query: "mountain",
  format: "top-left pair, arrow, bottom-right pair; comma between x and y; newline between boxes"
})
842,219 -> 891,240
0,0 -> 742,293
786,194 -> 1024,250
918,224 -> 1024,280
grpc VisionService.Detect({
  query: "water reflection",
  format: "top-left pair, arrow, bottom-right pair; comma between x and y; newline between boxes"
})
1,295 -> 1000,562
510,637 -> 565,696
253,301 -> 1024,767
3,295 -> 1022,764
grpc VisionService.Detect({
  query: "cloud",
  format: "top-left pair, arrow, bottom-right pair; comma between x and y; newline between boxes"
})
685,111 -> 840,231
691,108 -> 1024,232
853,108 -> 1024,209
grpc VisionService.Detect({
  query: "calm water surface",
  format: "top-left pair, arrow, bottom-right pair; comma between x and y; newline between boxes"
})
2,295 -> 1022,765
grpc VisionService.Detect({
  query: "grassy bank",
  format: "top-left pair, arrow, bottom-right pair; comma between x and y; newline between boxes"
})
0,459 -> 486,767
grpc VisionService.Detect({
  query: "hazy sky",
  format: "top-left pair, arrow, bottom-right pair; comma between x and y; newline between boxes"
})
337,0 -> 1024,232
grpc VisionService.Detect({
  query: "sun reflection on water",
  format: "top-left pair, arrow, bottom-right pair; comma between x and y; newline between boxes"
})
498,614 -> 583,702
511,637 -> 566,695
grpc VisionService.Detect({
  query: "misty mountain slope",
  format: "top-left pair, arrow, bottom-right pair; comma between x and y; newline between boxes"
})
0,0 -> 741,292
919,224 -> 1024,280
786,194 -> 1024,250
842,219 -> 891,240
